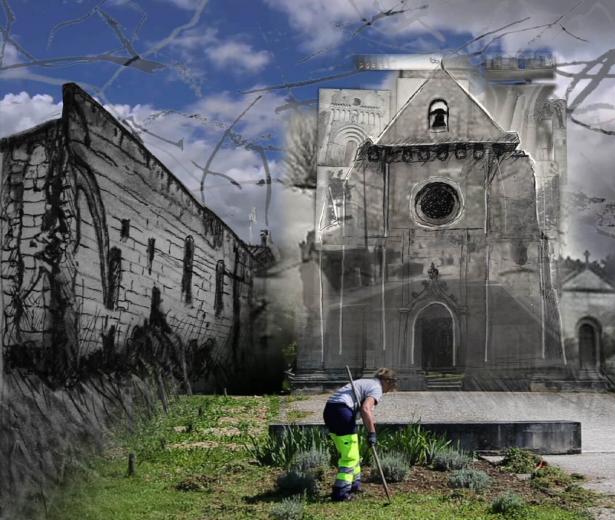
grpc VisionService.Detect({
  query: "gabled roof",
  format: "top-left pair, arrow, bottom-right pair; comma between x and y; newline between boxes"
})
375,66 -> 519,148
562,268 -> 615,293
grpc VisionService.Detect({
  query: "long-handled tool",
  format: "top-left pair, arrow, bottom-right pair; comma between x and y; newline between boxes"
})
345,365 -> 392,503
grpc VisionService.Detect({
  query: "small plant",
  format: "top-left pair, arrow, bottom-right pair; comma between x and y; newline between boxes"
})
531,465 -> 573,490
372,452 -> 410,483
379,424 -> 451,466
560,484 -> 598,507
270,495 -> 305,520
291,448 -> 330,478
448,468 -> 491,492
432,448 -> 471,471
175,474 -> 214,492
490,492 -> 527,518
500,448 -> 542,474
245,425 -> 333,468
277,470 -> 320,497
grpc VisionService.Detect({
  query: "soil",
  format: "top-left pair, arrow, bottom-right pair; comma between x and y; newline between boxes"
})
330,458 -> 595,508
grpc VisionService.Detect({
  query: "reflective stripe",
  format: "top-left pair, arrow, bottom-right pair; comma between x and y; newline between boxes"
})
338,466 -> 354,474
334,473 -> 354,484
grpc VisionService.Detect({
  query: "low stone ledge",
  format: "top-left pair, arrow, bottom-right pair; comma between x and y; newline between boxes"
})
269,420 -> 581,455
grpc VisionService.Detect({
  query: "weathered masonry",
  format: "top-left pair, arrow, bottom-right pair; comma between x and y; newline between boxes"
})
294,56 -> 612,391
0,83 -> 259,387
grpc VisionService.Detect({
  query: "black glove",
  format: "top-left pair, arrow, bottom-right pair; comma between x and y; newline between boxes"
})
367,431 -> 377,447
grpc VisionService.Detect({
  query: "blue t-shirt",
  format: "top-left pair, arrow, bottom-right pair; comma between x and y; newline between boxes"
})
327,378 -> 383,410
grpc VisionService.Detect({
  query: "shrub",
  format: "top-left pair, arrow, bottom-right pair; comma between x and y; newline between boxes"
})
448,468 -> 491,492
490,492 -> 527,518
531,465 -> 573,490
270,496 -> 305,520
371,452 -> 410,483
277,470 -> 320,497
245,425 -> 333,468
379,424 -> 451,466
500,448 -> 542,474
291,448 -> 330,478
432,448 -> 472,471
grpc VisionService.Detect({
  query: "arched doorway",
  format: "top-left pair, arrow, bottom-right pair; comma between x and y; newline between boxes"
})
578,319 -> 600,369
414,303 -> 455,370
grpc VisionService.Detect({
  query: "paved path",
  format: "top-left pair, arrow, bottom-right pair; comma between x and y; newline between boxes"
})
282,391 -> 615,504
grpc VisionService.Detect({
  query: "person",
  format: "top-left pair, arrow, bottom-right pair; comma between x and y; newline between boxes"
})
323,368 -> 397,501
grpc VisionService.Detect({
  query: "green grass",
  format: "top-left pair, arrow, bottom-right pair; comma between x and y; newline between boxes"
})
45,395 -> 594,520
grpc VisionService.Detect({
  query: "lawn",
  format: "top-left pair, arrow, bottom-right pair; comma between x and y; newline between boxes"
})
46,395 -> 597,520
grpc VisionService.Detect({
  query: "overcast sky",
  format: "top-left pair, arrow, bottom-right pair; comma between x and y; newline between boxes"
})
1,0 -> 615,260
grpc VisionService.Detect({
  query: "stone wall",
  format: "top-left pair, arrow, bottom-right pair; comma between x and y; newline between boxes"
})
0,83 -> 257,388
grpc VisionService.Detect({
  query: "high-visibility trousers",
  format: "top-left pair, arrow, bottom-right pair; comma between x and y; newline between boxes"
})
330,432 -> 361,497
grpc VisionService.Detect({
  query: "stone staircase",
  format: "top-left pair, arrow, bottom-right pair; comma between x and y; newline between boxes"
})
424,371 -> 464,391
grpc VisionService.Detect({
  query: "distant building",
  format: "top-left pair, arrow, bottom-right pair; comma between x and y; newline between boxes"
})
560,254 -> 615,388
0,83 -> 269,390
294,55 -> 611,391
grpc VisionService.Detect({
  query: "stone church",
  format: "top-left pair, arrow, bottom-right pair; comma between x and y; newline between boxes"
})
294,55 -> 611,391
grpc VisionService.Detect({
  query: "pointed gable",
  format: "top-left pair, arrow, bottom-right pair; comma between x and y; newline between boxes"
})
376,68 -> 519,147
562,269 -> 615,293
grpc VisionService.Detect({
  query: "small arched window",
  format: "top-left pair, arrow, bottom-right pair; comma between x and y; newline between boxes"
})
181,236 -> 194,305
106,247 -> 122,310
429,99 -> 449,131
215,260 -> 225,316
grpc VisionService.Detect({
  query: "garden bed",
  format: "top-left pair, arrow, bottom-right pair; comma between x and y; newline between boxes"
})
45,395 -> 609,520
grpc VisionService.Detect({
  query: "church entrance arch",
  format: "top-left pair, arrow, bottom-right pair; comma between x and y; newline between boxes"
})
413,302 -> 455,370
578,318 -> 600,369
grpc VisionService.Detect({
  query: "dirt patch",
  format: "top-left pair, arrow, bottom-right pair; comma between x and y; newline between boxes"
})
218,416 -> 241,426
169,440 -> 243,451
175,474 -> 220,491
170,440 -> 218,449
201,427 -> 242,437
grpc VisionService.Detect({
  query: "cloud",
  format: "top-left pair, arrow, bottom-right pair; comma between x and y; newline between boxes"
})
169,27 -> 270,74
167,27 -> 218,51
205,41 -> 271,73
0,92 -> 63,137
263,0 -> 615,59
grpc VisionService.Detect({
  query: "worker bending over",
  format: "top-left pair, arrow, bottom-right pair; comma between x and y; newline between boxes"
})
323,368 -> 397,501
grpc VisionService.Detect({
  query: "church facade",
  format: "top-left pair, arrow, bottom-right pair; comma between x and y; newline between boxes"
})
294,56 -> 610,391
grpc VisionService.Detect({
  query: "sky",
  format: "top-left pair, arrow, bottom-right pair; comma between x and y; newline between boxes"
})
2,0 -> 615,260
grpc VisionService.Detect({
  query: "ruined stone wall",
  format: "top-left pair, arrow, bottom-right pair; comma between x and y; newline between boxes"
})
0,84 -> 256,386
0,120 -> 73,370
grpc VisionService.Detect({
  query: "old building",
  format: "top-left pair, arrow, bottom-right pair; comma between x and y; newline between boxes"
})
293,55 -> 608,391
0,83 -> 265,390
559,254 -> 615,388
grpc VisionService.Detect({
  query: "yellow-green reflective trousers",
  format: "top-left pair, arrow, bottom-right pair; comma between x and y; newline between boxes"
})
330,432 -> 361,498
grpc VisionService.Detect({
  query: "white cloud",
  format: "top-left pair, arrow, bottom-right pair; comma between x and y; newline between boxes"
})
0,92 -> 62,137
168,27 -> 270,74
167,27 -> 218,51
264,0 -> 615,60
205,41 -> 271,73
